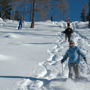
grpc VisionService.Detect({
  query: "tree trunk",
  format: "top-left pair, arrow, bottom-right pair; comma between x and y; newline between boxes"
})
30,0 -> 35,28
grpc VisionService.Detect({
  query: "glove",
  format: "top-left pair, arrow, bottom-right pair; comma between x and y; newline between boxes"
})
61,59 -> 64,64
84,57 -> 87,64
62,31 -> 65,33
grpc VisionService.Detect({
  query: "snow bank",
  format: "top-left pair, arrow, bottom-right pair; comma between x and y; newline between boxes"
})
0,18 -> 3,22
0,19 -> 90,90
16,21 -> 90,90
0,18 -> 4,27
75,21 -> 89,29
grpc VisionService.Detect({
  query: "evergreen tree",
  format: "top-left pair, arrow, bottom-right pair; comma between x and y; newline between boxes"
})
0,0 -> 12,19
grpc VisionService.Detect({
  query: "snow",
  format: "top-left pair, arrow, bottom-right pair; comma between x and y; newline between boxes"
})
0,18 -> 90,90
75,21 -> 89,29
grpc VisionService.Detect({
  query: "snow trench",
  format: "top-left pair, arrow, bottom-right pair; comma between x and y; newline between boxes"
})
16,27 -> 90,90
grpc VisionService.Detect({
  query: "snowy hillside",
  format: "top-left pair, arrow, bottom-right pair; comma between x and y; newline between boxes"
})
0,18 -> 90,90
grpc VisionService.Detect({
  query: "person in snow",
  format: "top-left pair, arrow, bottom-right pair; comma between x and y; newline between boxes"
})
62,22 -> 73,42
61,41 -> 87,79
18,17 -> 23,30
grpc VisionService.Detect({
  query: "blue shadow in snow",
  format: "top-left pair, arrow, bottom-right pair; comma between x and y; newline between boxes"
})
0,31 -> 57,37
0,75 -> 89,85
0,75 -> 67,85
24,42 -> 56,45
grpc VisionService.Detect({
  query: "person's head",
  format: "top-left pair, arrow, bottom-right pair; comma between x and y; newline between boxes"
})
69,40 -> 75,47
67,21 -> 70,26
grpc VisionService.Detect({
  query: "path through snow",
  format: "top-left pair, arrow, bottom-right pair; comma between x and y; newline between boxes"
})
16,23 -> 90,90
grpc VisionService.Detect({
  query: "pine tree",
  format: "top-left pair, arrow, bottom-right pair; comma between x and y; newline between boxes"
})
0,0 -> 12,19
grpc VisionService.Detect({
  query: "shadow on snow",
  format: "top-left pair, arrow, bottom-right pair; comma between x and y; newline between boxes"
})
0,75 -> 67,85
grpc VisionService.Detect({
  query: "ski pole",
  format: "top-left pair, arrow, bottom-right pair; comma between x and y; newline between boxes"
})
62,64 -> 64,75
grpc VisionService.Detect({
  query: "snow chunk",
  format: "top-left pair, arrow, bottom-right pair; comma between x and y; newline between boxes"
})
4,33 -> 21,39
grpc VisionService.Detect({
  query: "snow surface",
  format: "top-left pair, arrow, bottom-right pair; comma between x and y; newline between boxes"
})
0,19 -> 90,90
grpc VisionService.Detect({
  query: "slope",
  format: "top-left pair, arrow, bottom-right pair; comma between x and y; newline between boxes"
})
16,22 -> 90,90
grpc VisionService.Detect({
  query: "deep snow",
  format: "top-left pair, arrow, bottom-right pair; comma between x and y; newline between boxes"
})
0,19 -> 90,90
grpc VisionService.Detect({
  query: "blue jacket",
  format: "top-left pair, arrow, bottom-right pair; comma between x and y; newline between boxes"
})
19,19 -> 24,25
62,46 -> 86,64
